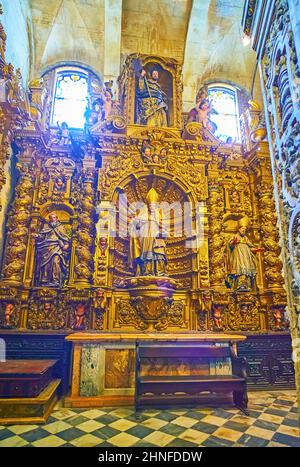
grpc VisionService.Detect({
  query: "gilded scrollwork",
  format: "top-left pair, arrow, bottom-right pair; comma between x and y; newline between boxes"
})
221,295 -> 261,332
117,299 -> 148,331
225,174 -> 253,217
99,134 -> 208,203
27,290 -> 67,330
116,297 -> 184,332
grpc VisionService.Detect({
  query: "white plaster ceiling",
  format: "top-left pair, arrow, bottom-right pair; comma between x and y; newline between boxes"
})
28,0 -> 259,108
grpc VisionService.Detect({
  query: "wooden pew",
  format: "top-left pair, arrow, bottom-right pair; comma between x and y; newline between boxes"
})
135,341 -> 249,416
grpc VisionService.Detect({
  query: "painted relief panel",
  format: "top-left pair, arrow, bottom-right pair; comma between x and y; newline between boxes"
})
105,349 -> 135,389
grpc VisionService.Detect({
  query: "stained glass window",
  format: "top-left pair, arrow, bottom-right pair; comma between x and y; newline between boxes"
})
208,86 -> 240,143
51,72 -> 88,129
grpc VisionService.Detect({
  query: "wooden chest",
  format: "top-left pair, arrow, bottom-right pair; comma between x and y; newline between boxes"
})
0,360 -> 58,398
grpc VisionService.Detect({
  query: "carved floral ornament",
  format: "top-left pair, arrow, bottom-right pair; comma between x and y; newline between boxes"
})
289,207 -> 300,286
99,135 -> 208,203
263,1 -> 299,173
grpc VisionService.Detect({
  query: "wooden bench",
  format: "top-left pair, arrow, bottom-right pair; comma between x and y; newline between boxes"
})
135,341 -> 249,415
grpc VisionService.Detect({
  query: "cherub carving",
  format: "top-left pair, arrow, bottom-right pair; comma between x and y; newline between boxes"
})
212,305 -> 223,330
187,85 -> 217,133
74,303 -> 86,330
4,303 -> 14,327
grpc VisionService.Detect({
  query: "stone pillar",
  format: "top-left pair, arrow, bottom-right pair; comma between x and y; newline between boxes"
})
288,0 -> 300,65
243,0 -> 300,411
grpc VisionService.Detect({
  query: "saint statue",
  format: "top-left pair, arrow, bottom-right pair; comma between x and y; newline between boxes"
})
129,188 -> 167,276
226,218 -> 263,292
56,122 -> 71,145
136,67 -> 168,127
34,213 -> 70,287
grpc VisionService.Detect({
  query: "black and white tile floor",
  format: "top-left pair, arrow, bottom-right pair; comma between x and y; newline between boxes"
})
0,391 -> 299,447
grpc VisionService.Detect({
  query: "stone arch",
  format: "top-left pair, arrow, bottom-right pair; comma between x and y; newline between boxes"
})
40,61 -> 103,84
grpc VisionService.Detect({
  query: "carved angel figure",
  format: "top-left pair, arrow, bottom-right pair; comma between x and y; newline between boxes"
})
187,85 -> 217,133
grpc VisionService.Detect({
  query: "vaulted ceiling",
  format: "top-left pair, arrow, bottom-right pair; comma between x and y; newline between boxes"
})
2,0 -> 260,109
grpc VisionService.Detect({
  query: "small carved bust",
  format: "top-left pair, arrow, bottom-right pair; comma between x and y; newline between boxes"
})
94,289 -> 106,311
74,303 -> 86,329
141,145 -> 153,163
213,305 -> 223,330
53,174 -> 66,194
273,308 -> 284,330
4,303 -> 14,327
99,237 -> 108,256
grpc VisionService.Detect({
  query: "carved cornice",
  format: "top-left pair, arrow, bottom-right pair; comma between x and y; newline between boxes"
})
242,0 -> 276,59
242,0 -> 257,36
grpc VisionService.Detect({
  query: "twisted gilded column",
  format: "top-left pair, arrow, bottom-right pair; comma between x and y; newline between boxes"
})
1,162 -> 35,284
208,182 -> 226,287
72,169 -> 96,285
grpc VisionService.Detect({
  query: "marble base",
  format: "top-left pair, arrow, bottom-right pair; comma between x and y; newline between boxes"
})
65,333 -> 246,408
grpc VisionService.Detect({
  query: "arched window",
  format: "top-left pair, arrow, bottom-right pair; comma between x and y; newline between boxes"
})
51,68 -> 89,129
207,85 -> 240,143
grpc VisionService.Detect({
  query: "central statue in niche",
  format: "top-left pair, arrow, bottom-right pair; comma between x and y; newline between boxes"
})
136,66 -> 168,127
34,213 -> 70,287
129,188 -> 167,276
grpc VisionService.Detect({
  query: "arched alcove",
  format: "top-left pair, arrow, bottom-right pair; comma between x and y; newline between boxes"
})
108,174 -> 198,289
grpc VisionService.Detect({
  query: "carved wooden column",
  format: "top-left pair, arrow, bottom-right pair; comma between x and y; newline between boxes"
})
1,150 -> 36,285
207,176 -> 226,288
72,158 -> 97,286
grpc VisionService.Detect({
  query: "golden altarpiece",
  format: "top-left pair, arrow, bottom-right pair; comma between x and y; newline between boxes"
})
0,15 -> 295,406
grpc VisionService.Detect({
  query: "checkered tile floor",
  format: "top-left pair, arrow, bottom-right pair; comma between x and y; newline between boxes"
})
0,391 -> 299,447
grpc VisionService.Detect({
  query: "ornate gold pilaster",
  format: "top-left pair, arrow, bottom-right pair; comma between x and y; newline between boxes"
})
248,142 -> 285,291
207,177 -> 225,287
73,165 -> 96,286
1,158 -> 35,284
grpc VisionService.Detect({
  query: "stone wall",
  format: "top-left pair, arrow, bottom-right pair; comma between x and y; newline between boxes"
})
1,0 -> 33,85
